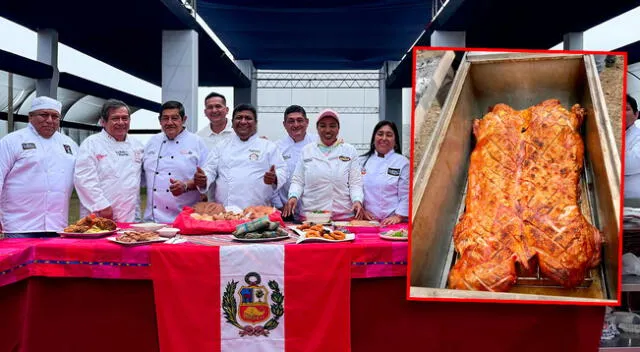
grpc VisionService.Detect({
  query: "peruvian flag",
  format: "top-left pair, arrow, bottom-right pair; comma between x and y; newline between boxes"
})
151,243 -> 351,351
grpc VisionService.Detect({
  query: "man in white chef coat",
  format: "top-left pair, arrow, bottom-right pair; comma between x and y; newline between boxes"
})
142,101 -> 209,223
271,105 -> 318,220
0,96 -> 78,238
625,94 -> 640,199
74,99 -> 144,222
194,103 -> 287,209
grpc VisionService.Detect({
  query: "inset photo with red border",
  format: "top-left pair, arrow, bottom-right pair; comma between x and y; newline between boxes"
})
408,47 -> 625,305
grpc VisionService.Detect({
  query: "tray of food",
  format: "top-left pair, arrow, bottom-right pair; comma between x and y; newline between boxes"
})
290,224 -> 354,243
410,52 -> 620,304
59,215 -> 118,238
107,231 -> 168,246
333,220 -> 381,233
173,203 -> 285,234
231,216 -> 293,242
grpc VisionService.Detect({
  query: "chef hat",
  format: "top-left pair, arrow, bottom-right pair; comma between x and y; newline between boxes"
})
316,109 -> 340,126
29,96 -> 62,114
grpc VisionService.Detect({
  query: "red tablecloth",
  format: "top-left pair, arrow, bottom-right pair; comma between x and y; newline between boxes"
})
0,223 -> 606,352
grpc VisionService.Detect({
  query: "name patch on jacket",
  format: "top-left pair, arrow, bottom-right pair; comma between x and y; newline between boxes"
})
21,143 -> 36,150
63,144 -> 73,155
339,156 -> 351,162
387,168 -> 400,176
116,150 -> 129,157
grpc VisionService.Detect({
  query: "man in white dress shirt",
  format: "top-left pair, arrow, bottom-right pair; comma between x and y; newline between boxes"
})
194,104 -> 287,209
143,101 -> 209,223
625,94 -> 640,199
196,92 -> 234,149
196,92 -> 233,202
272,105 -> 318,220
74,99 -> 144,222
0,96 -> 78,238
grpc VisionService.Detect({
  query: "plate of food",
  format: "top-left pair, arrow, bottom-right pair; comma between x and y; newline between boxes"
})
232,233 -> 291,242
332,220 -> 381,233
59,215 -> 118,238
379,228 -> 408,241
107,231 -> 168,246
289,224 -> 355,244
231,217 -> 293,242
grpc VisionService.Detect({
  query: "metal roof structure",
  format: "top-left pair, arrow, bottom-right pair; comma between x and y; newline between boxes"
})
388,0 -> 640,88
0,0 -> 249,87
196,0 -> 430,70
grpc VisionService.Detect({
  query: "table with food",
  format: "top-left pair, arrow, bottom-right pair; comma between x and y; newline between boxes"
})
0,201 -> 409,352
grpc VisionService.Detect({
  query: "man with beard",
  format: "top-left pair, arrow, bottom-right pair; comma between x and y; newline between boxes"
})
142,101 -> 209,223
0,96 -> 78,237
272,105 -> 318,220
74,99 -> 144,222
194,103 -> 287,209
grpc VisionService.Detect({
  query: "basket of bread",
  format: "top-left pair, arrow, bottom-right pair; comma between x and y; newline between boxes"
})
172,202 -> 285,234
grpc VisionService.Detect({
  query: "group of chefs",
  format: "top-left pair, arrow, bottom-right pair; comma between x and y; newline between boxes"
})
0,93 -> 409,238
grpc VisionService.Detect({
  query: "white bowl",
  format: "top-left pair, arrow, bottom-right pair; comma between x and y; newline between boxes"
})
304,211 -> 332,224
130,223 -> 166,232
156,227 -> 180,238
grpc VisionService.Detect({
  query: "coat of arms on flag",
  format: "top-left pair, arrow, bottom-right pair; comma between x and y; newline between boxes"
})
222,272 -> 284,337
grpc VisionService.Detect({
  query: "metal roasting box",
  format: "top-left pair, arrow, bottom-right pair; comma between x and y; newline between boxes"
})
410,52 -> 621,303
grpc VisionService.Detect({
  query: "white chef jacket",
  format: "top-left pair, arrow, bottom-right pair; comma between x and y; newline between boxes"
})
201,133 -> 287,209
0,124 -> 78,233
197,118 -> 234,150
74,130 -> 144,222
272,132 -> 319,212
288,141 -> 364,220
142,130 -> 209,223
625,123 -> 640,199
359,150 -> 410,220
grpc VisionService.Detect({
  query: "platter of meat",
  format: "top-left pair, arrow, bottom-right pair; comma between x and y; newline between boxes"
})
59,214 -> 118,238
107,231 -> 168,246
447,100 -> 602,292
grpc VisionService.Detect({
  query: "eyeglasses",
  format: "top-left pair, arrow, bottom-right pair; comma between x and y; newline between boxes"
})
33,112 -> 61,120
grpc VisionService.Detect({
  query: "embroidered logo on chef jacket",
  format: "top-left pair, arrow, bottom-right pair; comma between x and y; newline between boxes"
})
63,144 -> 73,155
115,150 -> 129,157
21,143 -> 36,150
180,149 -> 193,155
283,154 -> 291,160
248,149 -> 262,161
146,150 -> 156,156
339,156 -> 351,162
387,168 -> 400,176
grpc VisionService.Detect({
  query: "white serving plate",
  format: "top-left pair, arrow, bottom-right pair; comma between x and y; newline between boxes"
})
107,236 -> 168,246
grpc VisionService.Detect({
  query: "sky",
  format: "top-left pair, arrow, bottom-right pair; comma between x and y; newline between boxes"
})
1,4 -> 639,144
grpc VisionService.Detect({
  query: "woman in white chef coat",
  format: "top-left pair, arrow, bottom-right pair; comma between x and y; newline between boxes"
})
359,121 -> 409,225
142,101 -> 209,223
282,109 -> 364,221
